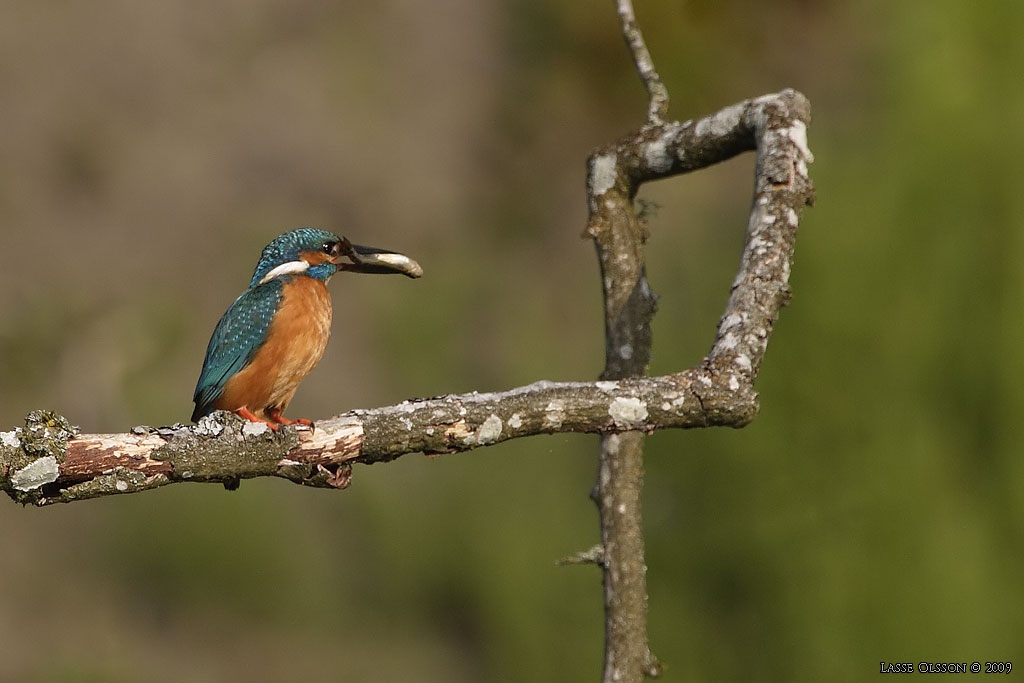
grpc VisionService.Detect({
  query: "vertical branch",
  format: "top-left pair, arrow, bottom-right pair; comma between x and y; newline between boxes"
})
586,169 -> 661,681
585,3 -> 665,677
583,1 -> 688,678
594,429 -> 660,680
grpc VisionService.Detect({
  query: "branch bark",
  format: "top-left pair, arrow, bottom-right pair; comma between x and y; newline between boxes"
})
0,368 -> 753,506
589,6 -> 663,677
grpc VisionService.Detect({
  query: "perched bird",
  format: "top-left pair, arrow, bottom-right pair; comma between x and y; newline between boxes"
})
192,228 -> 422,430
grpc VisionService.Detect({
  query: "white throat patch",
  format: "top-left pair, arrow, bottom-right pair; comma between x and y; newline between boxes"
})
258,260 -> 310,285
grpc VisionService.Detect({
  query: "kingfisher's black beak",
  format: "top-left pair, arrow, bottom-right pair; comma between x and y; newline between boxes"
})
333,238 -> 423,278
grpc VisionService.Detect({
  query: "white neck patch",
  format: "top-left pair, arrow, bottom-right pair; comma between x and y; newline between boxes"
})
258,259 -> 309,285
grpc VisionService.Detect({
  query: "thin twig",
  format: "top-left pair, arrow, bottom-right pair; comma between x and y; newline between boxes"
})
616,0 -> 670,124
557,544 -> 606,567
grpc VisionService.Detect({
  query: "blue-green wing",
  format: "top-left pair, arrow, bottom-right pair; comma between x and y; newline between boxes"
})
191,280 -> 283,421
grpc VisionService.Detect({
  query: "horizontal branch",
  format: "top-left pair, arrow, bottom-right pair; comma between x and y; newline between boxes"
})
1,369 -> 753,506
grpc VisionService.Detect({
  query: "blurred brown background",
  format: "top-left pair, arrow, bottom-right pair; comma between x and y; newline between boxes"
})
2,1 -> 1022,681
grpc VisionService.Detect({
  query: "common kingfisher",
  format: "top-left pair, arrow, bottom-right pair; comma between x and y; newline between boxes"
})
191,228 -> 422,430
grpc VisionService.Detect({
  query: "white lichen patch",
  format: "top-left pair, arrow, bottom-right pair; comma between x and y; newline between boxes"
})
595,381 -> 619,392
695,101 -> 744,139
508,413 -> 523,429
720,332 -> 739,350
476,414 -> 503,445
748,235 -> 773,256
241,421 -> 270,437
400,417 -> 413,430
786,208 -> 799,226
745,333 -> 767,355
1,430 -> 20,448
543,400 -> 567,429
609,397 -> 648,424
619,344 -> 633,360
193,416 -> 224,437
735,354 -> 753,372
728,375 -> 740,391
642,123 -> 680,173
643,142 -> 670,173
787,120 -> 814,162
660,392 -> 685,412
115,479 -> 129,492
590,153 -> 617,196
720,313 -> 743,331
12,456 -> 60,492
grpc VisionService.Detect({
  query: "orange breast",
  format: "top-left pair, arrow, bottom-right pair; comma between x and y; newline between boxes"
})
215,277 -> 333,419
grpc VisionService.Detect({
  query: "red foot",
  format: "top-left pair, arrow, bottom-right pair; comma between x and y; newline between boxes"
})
235,407 -> 280,432
268,409 -> 313,428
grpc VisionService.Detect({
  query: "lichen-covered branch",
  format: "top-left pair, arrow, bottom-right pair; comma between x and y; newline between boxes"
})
588,8 -> 663,677
587,88 -> 814,389
0,368 -> 753,506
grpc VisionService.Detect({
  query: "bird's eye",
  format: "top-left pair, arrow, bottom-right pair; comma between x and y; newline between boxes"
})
321,242 -> 335,254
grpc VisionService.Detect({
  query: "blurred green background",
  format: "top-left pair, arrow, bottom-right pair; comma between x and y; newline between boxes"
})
2,1 -> 1022,681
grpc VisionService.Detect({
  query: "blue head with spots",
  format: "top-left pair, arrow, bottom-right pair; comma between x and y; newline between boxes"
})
249,228 -> 345,288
